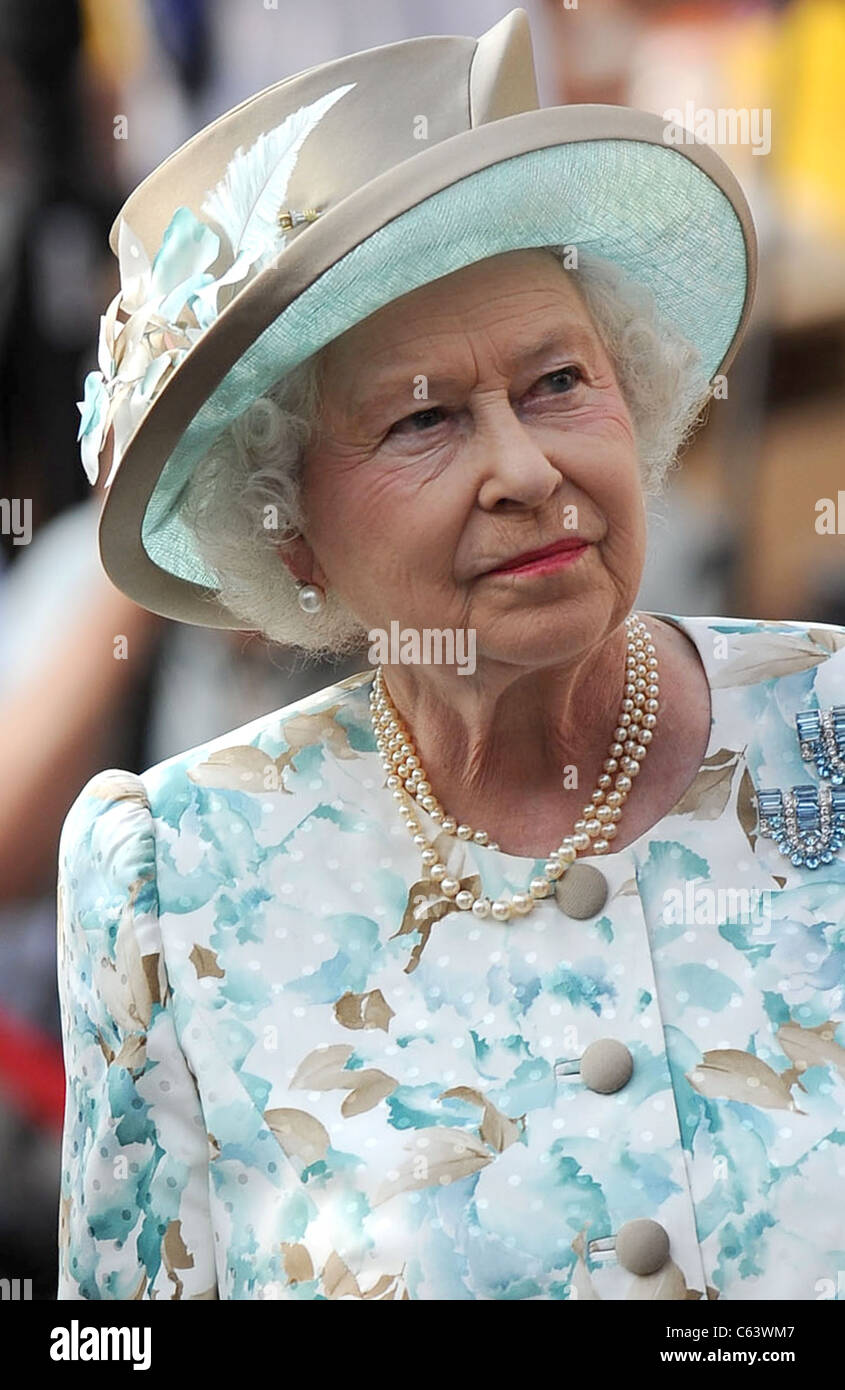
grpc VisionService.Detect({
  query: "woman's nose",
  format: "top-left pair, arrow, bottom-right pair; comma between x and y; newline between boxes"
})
473,402 -> 565,511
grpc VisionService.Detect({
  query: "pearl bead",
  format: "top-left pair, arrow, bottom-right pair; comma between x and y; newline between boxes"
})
297,584 -> 324,613
371,614 -> 658,923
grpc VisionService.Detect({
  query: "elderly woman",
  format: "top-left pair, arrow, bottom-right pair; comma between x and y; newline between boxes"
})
58,11 -> 845,1302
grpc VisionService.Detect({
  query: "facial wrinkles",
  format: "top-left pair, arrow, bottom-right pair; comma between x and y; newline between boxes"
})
302,256 -> 642,631
330,271 -> 603,427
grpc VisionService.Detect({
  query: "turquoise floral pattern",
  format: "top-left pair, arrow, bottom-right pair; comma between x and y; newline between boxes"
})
56,613 -> 845,1299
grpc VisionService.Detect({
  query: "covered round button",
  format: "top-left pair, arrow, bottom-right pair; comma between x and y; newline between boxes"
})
580,1038 -> 634,1094
553,862 -> 608,919
616,1219 -> 671,1276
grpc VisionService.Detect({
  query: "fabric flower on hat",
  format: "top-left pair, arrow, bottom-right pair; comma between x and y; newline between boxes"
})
76,82 -> 355,491
77,210 -> 219,488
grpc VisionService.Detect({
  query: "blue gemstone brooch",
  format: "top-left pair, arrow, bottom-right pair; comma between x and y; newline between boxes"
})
755,784 -> 845,869
795,706 -> 845,785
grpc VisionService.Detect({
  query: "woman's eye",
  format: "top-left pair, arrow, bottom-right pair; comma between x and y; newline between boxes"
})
390,406 -> 447,435
536,366 -> 583,394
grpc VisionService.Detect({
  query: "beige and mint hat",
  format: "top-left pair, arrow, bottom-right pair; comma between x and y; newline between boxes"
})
78,7 -> 757,629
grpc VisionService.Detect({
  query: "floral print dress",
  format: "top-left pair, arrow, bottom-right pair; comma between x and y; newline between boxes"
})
56,612 -> 845,1299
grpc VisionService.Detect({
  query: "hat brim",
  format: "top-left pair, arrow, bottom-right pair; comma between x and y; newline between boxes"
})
98,104 -> 756,628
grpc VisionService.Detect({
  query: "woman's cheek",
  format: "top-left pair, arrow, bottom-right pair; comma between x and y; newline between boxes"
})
568,392 -> 637,443
377,437 -> 464,488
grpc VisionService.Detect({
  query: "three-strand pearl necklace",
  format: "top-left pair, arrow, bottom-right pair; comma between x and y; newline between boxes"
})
369,613 -> 660,922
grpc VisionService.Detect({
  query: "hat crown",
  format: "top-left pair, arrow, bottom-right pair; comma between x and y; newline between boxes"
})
111,9 -> 539,260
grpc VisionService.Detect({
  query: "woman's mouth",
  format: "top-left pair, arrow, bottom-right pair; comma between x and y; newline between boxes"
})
486,539 -> 590,578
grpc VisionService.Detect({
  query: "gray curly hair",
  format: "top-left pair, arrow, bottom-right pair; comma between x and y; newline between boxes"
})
179,247 -> 712,660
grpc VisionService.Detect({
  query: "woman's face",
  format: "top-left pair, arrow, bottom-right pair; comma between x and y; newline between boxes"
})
294,248 -> 647,670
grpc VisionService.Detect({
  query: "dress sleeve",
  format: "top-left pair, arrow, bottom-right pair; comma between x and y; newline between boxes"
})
56,769 -> 218,1299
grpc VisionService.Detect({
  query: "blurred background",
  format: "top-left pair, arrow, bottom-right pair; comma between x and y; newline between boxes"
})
0,0 -> 842,1298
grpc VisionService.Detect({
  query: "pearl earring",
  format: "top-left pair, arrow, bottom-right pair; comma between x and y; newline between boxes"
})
296,580 -> 325,614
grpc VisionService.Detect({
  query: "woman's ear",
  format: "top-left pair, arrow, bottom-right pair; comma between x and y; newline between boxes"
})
275,533 -> 329,590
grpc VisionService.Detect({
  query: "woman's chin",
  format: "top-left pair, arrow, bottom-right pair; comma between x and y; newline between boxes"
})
468,618 -> 603,669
